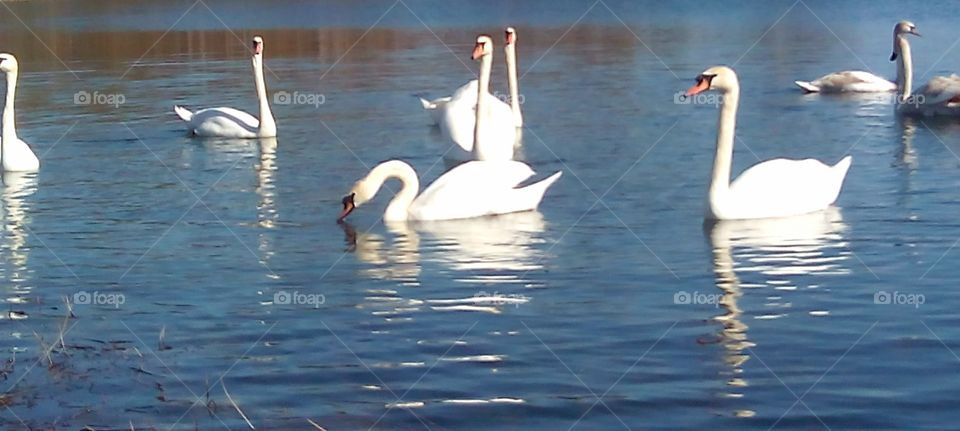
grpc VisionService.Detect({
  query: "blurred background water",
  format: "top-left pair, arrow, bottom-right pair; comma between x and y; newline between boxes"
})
0,0 -> 959,429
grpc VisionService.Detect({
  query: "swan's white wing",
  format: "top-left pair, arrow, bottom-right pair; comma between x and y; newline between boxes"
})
409,161 -> 540,220
187,107 -> 259,138
450,80 -> 479,100
723,157 -> 850,218
440,90 -> 515,161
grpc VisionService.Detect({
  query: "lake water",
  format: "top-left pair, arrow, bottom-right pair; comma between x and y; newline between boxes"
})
2,0 -> 960,429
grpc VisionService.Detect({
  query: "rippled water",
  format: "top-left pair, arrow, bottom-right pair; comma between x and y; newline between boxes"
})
2,1 -> 960,429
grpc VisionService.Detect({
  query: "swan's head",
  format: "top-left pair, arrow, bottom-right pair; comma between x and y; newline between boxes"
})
894,20 -> 920,37
685,65 -> 738,96
252,36 -> 264,56
0,54 -> 19,74
472,34 -> 494,60
505,27 -> 517,46
891,21 -> 919,61
337,180 -> 376,221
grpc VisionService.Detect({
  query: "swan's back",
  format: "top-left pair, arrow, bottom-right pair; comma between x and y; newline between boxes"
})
720,156 -> 850,219
409,161 -> 557,220
185,107 -> 260,138
915,75 -> 960,106
814,71 -> 894,93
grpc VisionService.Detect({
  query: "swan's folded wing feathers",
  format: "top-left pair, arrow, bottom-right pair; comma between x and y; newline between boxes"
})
450,80 -> 479,101
814,71 -> 894,92
188,107 -> 260,138
917,75 -> 960,106
728,158 -> 841,212
409,161 -> 535,220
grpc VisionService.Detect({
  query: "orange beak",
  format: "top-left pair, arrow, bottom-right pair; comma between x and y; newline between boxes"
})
471,42 -> 484,60
685,77 -> 710,96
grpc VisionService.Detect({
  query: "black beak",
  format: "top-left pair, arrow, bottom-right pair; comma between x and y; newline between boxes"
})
890,52 -> 897,62
337,193 -> 356,222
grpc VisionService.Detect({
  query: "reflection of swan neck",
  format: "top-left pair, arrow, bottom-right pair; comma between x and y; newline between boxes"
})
257,139 -> 278,229
710,82 -> 739,201
2,172 -> 37,286
899,118 -> 918,168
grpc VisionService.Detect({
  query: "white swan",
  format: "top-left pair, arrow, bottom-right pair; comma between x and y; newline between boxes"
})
794,71 -> 895,94
419,80 -> 477,126
439,34 -> 516,161
686,66 -> 851,220
891,21 -> 960,116
505,27 -> 523,127
0,54 -> 39,172
174,36 -> 277,138
337,160 -> 561,222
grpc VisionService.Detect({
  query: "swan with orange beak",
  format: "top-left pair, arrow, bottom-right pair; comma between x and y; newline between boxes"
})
684,66 -> 851,220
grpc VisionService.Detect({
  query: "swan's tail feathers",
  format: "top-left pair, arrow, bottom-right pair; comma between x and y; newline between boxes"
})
830,155 -> 853,204
512,170 -> 563,213
795,81 -> 820,93
835,155 -> 853,177
413,94 -> 437,110
173,105 -> 194,122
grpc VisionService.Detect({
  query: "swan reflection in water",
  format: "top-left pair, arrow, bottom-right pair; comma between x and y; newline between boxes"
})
342,212 -> 548,313
705,208 -> 849,417
255,138 -> 279,277
2,172 -> 38,320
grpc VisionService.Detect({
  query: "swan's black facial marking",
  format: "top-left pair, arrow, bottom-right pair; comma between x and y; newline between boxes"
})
696,74 -> 716,87
890,52 -> 897,62
472,39 -> 489,60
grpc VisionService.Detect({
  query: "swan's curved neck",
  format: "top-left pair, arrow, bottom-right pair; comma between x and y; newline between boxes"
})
365,161 -> 420,221
473,52 -> 493,159
896,35 -> 913,100
710,83 -> 739,204
505,43 -> 522,126
252,55 -> 276,137
2,69 -> 17,143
